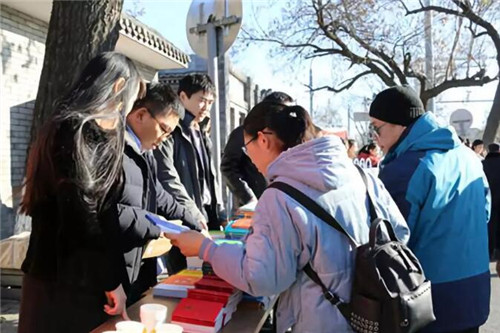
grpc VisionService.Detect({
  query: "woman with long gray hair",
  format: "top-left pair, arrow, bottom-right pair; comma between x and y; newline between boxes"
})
18,52 -> 146,333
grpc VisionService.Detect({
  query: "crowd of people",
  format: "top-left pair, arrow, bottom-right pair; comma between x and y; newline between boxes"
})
16,52 -> 498,333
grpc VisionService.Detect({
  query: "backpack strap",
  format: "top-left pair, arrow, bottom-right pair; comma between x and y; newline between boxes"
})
354,165 -> 378,221
267,181 -> 359,248
266,165 -> 377,317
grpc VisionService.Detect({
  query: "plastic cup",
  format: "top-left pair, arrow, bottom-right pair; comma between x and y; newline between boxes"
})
155,323 -> 183,333
115,320 -> 146,333
140,303 -> 168,332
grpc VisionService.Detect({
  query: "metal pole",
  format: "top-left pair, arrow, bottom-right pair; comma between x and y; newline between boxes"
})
207,23 -> 222,185
424,0 -> 435,112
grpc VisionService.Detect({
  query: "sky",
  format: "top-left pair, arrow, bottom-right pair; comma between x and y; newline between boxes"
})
123,0 -> 497,137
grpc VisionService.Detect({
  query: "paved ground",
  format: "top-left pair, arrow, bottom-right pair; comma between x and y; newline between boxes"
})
1,263 -> 499,332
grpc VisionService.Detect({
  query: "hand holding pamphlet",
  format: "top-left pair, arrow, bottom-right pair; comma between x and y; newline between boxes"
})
142,215 -> 189,259
146,213 -> 190,234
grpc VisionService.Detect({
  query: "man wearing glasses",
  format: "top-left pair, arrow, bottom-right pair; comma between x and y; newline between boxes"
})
369,85 -> 491,333
119,83 -> 204,305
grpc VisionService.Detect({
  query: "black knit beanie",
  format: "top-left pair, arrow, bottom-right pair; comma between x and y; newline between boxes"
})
369,85 -> 425,126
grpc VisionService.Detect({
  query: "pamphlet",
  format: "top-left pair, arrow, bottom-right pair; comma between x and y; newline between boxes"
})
145,213 -> 190,234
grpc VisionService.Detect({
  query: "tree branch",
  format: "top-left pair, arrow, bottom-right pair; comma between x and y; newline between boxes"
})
403,0 -> 500,58
340,0 -> 408,85
241,29 -> 335,54
423,69 -> 498,100
303,70 -> 373,93
313,0 -> 397,87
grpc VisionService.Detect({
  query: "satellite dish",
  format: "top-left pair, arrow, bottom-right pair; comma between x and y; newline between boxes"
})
449,109 -> 473,137
186,0 -> 242,58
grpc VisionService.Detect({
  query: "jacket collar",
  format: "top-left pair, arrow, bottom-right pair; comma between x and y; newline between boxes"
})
125,126 -> 142,155
485,152 -> 500,159
181,110 -> 196,129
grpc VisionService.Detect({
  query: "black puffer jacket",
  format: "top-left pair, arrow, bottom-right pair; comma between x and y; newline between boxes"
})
154,112 -> 224,229
220,125 -> 267,207
483,151 -> 500,257
119,132 -> 200,301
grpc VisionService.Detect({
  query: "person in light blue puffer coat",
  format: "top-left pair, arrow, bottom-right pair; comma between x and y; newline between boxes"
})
167,101 -> 409,333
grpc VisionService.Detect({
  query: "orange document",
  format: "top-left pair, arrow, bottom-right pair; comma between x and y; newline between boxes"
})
231,217 -> 252,229
159,274 -> 201,289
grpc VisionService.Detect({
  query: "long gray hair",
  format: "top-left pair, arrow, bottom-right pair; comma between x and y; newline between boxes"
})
22,52 -> 145,215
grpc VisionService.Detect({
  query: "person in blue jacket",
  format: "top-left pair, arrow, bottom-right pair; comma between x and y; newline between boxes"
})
369,85 -> 491,333
166,101 -> 409,333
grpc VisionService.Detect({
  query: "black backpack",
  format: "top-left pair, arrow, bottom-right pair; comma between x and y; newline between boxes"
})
268,167 -> 435,333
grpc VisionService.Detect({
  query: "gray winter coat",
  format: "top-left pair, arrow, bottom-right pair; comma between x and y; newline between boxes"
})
198,136 -> 410,333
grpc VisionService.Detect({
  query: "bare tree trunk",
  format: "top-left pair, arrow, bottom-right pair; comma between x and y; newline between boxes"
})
482,83 -> 500,144
31,0 -> 124,140
420,96 -> 429,110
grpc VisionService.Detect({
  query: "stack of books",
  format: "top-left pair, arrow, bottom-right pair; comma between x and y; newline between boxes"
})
187,286 -> 242,325
171,297 -> 225,333
224,218 -> 252,239
224,203 -> 255,239
152,269 -> 202,298
170,261 -> 242,332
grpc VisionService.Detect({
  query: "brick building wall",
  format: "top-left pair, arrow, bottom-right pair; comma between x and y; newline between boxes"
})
0,5 -> 47,238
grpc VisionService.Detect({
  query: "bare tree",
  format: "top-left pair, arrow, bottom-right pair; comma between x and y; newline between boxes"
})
240,0 -> 500,142
401,0 -> 500,144
31,0 -> 124,139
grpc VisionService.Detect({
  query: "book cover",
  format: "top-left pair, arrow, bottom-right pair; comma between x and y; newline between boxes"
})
152,287 -> 188,299
213,239 -> 243,246
158,274 -> 201,289
177,269 -> 203,278
231,217 -> 252,229
195,277 -> 235,294
224,221 -> 249,239
172,298 -> 225,327
187,288 -> 232,305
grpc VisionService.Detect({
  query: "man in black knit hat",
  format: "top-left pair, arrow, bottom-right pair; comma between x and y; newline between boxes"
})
370,85 -> 491,333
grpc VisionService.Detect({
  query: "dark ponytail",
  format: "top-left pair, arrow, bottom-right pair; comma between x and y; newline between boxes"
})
244,102 -> 316,150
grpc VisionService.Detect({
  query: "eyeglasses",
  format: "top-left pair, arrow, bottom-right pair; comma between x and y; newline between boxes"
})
372,123 -> 387,136
146,108 -> 171,137
241,131 -> 274,155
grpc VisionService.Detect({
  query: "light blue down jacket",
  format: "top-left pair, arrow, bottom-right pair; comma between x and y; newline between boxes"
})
199,136 -> 410,333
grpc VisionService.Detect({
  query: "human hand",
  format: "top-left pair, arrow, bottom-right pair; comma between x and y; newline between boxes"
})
165,230 -> 209,257
104,284 -> 129,320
